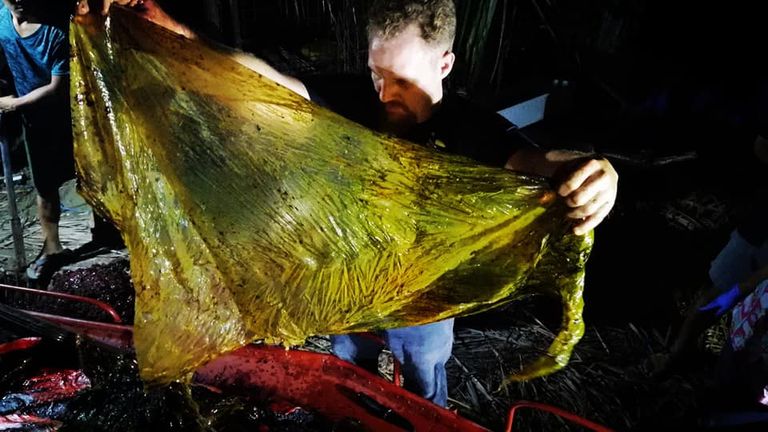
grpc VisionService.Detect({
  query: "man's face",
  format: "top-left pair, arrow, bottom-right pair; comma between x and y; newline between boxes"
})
368,23 -> 454,129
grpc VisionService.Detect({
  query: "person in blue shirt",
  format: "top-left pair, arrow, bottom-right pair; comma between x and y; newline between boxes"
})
0,0 -> 74,281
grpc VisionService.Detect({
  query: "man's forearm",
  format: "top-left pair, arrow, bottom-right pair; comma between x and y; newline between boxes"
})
11,80 -> 63,110
231,52 -> 309,100
89,0 -> 309,99
504,148 -> 594,178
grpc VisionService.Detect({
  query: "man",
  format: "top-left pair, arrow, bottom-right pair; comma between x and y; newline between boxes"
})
0,0 -> 74,281
100,0 -> 618,407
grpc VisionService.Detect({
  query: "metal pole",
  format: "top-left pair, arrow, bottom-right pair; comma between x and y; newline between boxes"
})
0,113 -> 27,278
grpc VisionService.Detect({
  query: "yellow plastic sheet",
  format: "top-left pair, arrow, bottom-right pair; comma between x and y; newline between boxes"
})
70,8 -> 592,384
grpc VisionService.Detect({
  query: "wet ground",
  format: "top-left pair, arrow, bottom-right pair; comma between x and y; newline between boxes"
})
0,175 -> 94,282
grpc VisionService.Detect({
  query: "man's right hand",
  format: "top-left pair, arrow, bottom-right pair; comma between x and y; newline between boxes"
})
101,0 -> 143,15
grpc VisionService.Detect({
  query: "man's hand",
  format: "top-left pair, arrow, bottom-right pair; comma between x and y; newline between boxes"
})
556,158 -> 618,235
505,149 -> 618,235
0,96 -> 17,113
102,0 -> 143,15
77,0 -> 143,16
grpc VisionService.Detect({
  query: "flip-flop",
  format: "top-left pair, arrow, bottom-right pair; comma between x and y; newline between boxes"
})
25,249 -> 74,282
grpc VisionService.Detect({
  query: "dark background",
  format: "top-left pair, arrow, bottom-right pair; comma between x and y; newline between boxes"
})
154,0 -> 765,327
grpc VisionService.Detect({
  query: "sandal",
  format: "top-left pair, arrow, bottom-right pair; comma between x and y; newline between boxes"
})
26,249 -> 74,284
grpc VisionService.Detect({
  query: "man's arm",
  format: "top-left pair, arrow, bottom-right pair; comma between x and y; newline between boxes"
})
505,148 -> 619,235
98,0 -> 143,15
230,52 -> 309,100
93,0 -> 309,100
0,75 -> 68,113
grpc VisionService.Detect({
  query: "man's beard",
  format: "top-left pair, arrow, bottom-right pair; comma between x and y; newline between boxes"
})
381,102 -> 417,135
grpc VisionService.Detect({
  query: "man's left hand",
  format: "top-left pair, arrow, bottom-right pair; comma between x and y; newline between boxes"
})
0,96 -> 17,113
557,158 -> 618,235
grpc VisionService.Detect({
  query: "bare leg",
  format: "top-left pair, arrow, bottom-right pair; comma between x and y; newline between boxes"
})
37,191 -> 64,256
670,284 -> 722,353
649,280 -> 721,378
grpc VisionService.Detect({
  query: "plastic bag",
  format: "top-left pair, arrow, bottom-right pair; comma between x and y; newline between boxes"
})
70,8 -> 591,384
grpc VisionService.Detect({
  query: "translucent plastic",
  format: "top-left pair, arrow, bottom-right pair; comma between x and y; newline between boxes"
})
70,8 -> 591,384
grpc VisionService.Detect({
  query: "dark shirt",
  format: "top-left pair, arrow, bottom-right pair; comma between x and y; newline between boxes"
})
304,74 -> 525,167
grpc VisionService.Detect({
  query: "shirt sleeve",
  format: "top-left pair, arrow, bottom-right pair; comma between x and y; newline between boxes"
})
50,31 -> 69,76
444,101 -> 531,168
301,74 -> 377,125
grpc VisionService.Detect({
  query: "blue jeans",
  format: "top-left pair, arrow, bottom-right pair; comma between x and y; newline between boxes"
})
330,319 -> 454,407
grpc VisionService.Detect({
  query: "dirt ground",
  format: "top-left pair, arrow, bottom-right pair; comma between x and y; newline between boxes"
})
0,175 -> 93,280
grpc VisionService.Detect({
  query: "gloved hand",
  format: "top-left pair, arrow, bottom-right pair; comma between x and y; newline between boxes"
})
699,284 -> 742,317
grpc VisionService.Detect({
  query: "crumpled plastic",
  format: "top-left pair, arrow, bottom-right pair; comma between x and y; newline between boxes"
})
70,7 -> 592,385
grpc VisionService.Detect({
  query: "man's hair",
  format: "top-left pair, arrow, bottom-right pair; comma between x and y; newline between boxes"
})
367,0 -> 457,49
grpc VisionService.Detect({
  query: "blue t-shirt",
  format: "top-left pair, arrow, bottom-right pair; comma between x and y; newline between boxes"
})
0,4 -> 68,98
